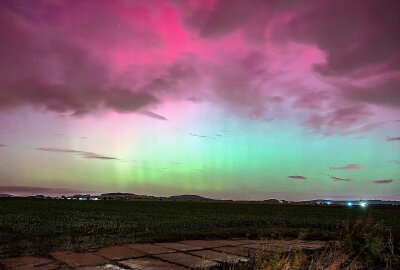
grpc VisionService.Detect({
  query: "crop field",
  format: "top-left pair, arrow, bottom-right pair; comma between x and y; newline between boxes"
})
0,198 -> 399,258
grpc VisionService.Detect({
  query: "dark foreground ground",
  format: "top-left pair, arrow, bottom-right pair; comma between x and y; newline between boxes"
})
0,198 -> 399,259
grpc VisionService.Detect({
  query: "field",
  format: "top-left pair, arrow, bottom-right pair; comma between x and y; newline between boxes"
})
0,198 -> 399,259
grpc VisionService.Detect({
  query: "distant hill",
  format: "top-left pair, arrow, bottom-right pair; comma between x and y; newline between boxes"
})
99,193 -> 213,201
168,194 -> 213,201
100,192 -> 164,201
0,194 -> 15,198
263,199 -> 280,204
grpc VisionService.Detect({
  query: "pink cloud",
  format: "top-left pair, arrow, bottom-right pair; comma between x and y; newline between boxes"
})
374,179 -> 394,184
0,0 -> 398,136
385,136 -> 400,142
288,175 -> 307,180
305,104 -> 375,136
329,164 -> 363,170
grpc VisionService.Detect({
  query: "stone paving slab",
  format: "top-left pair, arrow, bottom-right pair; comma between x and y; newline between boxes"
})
50,252 -> 109,268
243,243 -> 293,252
153,242 -> 203,252
120,257 -> 187,270
96,246 -> 145,260
124,244 -> 176,255
155,252 -> 218,269
213,240 -> 246,246
213,246 -> 256,257
243,240 -> 327,252
0,256 -> 59,270
180,240 -> 227,249
75,264 -> 127,270
296,240 -> 327,249
0,239 -> 328,270
190,250 -> 247,264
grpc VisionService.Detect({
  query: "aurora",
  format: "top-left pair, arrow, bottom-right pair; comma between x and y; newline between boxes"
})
0,0 -> 398,200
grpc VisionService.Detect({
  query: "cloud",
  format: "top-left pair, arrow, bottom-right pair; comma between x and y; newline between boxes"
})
0,185 -> 90,195
0,144 -> 6,147
293,91 -> 329,110
186,96 -> 202,102
282,1 -> 400,78
330,175 -> 352,182
288,175 -> 307,180
305,104 -> 375,136
329,164 -> 363,170
140,110 -> 168,121
0,4 -> 160,116
0,0 -> 399,137
385,136 -> 400,142
36,147 -> 118,160
188,132 -> 210,138
373,179 -> 394,184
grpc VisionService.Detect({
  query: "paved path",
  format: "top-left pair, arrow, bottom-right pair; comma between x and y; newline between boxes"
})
0,239 -> 327,270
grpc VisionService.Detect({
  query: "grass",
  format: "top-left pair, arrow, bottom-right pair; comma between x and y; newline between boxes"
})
0,198 -> 399,259
225,217 -> 400,269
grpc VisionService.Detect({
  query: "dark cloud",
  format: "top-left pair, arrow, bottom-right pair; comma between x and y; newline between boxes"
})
288,175 -> 307,180
0,6 -> 159,116
329,164 -> 363,170
374,179 -> 394,184
0,144 -> 6,147
1,78 -> 159,116
385,136 -> 400,142
341,78 -> 400,108
36,147 -> 118,160
188,133 -> 209,138
140,110 -> 168,121
186,96 -> 202,102
354,136 -> 366,140
330,175 -> 352,182
305,104 -> 374,136
209,51 -> 274,119
0,185 -> 90,195
293,91 -> 329,110
283,1 -> 400,77
182,0 -> 274,40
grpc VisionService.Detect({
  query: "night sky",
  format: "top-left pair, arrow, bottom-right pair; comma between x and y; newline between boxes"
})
0,0 -> 399,200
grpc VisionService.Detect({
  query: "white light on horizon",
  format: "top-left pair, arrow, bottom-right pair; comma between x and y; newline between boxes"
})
360,202 -> 367,208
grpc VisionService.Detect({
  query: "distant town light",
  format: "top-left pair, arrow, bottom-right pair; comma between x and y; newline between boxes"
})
347,202 -> 353,207
360,202 -> 367,208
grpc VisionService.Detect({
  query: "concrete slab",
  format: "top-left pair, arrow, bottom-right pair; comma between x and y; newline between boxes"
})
213,246 -> 256,257
213,240 -> 245,246
96,246 -> 145,260
153,242 -> 203,252
75,264 -> 127,270
243,240 -> 327,252
180,240 -> 227,249
50,252 -> 108,268
0,256 -> 59,270
156,252 -> 218,269
190,250 -> 247,264
297,240 -> 326,249
124,243 -> 176,255
120,257 -> 187,270
242,243 -> 290,252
